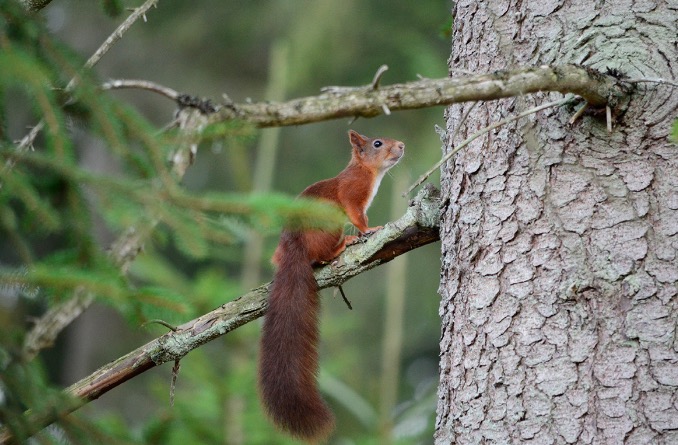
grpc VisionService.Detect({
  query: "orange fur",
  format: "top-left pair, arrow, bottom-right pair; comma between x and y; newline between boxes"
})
259,130 -> 404,442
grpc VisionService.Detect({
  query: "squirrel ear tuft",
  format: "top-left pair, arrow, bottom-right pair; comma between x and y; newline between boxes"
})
348,130 -> 367,148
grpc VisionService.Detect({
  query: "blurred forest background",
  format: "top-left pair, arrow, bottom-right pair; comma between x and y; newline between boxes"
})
0,0 -> 450,443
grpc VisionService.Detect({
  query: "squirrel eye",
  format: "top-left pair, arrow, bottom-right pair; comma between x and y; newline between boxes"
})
373,140 -> 383,148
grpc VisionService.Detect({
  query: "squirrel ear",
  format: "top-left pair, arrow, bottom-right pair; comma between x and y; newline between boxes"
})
348,130 -> 367,149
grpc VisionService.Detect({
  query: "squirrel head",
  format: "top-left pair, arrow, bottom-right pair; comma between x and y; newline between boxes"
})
348,129 -> 404,171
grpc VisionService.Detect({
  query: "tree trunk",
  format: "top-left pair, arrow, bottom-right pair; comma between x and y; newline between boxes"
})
436,2 -> 678,444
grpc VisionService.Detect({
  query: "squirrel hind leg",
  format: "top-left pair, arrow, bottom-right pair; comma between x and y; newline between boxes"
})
303,230 -> 345,263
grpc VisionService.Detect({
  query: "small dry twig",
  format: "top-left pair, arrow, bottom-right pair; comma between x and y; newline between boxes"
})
102,79 -> 180,101
141,319 -> 179,332
370,64 -> 389,90
170,360 -> 181,407
569,101 -> 589,125
625,77 -> 678,88
336,285 -> 353,310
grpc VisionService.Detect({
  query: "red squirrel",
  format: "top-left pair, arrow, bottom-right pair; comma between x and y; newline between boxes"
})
258,130 -> 405,442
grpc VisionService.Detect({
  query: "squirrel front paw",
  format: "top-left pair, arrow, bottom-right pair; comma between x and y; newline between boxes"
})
346,226 -> 383,246
363,226 -> 383,235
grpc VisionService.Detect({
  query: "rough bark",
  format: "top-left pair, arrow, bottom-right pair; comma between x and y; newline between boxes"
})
436,2 -> 678,445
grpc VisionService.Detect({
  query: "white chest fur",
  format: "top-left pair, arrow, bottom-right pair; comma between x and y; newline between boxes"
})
365,170 -> 386,211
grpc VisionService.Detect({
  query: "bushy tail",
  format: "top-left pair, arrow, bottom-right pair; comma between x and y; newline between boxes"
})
258,232 -> 334,443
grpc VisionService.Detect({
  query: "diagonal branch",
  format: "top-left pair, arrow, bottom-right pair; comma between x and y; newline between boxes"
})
1,185 -> 441,445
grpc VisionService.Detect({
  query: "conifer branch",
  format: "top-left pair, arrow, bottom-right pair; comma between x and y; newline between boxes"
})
19,0 -> 165,360
13,0 -> 160,158
21,107 -> 207,360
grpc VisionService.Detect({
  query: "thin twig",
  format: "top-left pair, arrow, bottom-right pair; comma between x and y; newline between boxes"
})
449,101 -> 478,146
66,0 -> 160,91
1,122 -> 44,175
102,79 -> 180,101
404,95 -> 575,196
406,103 -> 477,195
337,285 -> 353,310
16,122 -> 44,151
569,101 -> 589,125
170,360 -> 181,407
625,77 -> 678,88
370,65 -> 389,90
141,319 -> 178,332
